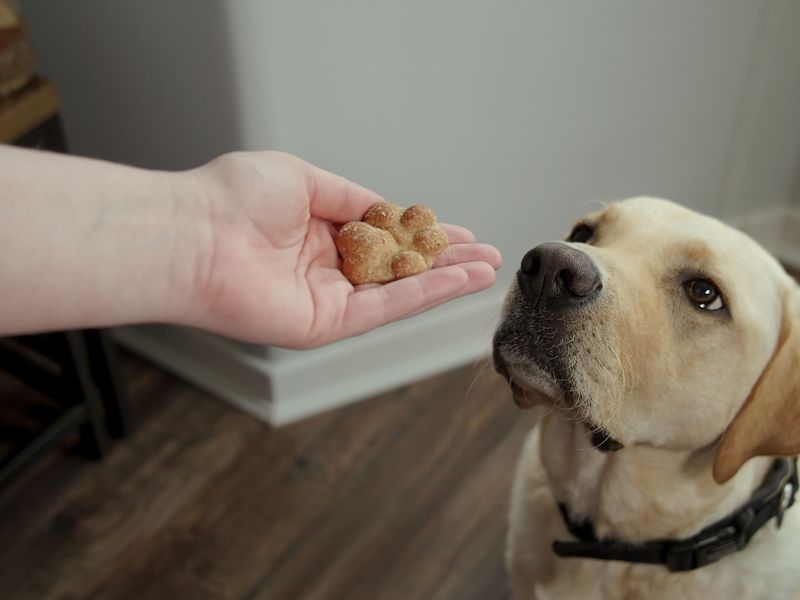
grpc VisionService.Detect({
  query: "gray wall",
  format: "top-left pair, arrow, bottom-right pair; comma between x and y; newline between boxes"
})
794,159 -> 800,207
20,1 -> 241,169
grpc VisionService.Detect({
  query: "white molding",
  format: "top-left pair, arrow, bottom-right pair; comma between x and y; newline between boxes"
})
114,289 -> 506,426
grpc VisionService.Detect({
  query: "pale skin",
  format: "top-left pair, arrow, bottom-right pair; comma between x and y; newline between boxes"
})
0,146 -> 501,348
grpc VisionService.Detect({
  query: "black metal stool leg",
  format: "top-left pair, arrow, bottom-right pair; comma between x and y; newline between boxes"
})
63,332 -> 111,458
84,329 -> 131,437
0,404 -> 88,488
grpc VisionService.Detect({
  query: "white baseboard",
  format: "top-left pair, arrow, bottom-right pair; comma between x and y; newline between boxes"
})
114,289 -> 506,426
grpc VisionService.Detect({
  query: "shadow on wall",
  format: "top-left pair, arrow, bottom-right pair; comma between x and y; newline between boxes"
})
19,0 -> 242,170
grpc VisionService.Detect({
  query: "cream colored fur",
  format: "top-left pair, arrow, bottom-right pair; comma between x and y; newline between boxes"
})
497,198 -> 800,600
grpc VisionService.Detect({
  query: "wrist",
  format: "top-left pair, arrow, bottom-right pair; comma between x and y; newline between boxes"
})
154,166 -> 215,329
164,153 -> 268,334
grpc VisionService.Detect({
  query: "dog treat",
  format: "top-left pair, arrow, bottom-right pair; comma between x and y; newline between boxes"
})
335,202 -> 449,285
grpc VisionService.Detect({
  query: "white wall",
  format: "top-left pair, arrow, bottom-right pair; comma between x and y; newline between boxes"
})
19,0 -> 800,421
793,161 -> 800,207
713,1 -> 800,218
226,1 -> 799,243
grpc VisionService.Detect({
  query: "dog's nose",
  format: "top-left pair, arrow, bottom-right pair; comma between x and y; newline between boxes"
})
517,242 -> 602,307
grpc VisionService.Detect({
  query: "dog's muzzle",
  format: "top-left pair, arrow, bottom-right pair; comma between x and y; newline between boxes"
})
494,243 -> 624,450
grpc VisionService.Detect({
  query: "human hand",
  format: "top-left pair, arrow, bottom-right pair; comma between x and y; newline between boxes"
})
180,152 -> 501,348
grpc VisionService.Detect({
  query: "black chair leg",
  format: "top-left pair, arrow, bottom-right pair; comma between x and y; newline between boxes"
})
84,329 -> 131,437
0,327 -> 128,489
63,332 -> 111,458
0,404 -> 88,488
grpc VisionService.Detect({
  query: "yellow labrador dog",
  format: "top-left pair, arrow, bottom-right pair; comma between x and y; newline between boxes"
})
493,198 -> 799,599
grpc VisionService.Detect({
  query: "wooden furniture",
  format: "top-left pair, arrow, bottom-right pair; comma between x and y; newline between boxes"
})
0,78 -> 130,489
0,78 -> 61,145
0,1 -> 37,98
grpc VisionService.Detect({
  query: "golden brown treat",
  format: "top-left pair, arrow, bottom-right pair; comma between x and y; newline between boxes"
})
335,202 -> 449,285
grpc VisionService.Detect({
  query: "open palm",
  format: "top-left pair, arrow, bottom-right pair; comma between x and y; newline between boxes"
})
188,152 -> 501,348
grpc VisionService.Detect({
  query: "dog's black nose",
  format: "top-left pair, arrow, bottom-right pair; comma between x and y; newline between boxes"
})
517,242 -> 602,307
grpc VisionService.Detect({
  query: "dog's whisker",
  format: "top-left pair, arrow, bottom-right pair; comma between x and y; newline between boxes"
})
465,357 -> 493,397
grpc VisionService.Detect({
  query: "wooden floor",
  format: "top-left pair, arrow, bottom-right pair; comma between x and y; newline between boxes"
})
0,350 -> 536,600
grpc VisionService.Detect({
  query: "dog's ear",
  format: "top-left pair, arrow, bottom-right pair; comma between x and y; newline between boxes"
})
713,288 -> 800,484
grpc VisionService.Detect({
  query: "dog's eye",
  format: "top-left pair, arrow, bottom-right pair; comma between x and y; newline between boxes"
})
684,279 -> 724,311
568,224 -> 593,244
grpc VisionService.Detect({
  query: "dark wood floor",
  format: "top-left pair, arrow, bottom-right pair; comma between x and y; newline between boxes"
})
0,349 -> 535,600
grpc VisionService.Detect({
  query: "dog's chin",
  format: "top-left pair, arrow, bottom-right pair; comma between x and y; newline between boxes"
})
495,359 -> 565,410
509,379 -> 556,409
495,354 -> 626,452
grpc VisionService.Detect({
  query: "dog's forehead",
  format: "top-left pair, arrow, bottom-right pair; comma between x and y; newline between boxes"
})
603,197 -> 730,239
598,197 -> 778,270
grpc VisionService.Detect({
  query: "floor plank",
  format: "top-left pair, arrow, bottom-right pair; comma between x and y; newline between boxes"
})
0,351 -> 534,600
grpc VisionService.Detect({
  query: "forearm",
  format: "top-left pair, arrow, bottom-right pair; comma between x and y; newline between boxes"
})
0,145 -> 204,335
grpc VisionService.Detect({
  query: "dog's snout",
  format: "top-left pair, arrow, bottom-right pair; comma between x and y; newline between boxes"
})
517,242 -> 602,307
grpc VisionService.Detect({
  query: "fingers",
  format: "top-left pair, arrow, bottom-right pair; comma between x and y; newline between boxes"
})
433,243 -> 502,270
298,158 -> 480,235
301,160 -> 384,223
339,261 -> 497,339
441,223 -> 476,244
401,262 -> 498,320
295,157 -> 480,240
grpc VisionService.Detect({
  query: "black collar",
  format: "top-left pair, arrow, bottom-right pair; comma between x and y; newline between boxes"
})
553,457 -> 798,572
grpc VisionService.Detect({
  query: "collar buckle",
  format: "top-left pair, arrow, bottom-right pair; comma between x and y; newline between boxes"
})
661,507 -> 755,572
664,522 -> 740,571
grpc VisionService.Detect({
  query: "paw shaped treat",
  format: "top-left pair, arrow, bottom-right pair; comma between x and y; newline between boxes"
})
335,202 -> 449,285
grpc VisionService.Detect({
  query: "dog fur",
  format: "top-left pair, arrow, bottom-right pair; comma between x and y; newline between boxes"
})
493,197 -> 800,599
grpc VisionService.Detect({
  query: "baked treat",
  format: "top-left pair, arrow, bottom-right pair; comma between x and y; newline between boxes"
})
335,202 -> 449,285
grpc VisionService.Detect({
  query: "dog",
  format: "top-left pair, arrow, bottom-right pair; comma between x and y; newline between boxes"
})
493,197 -> 800,599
